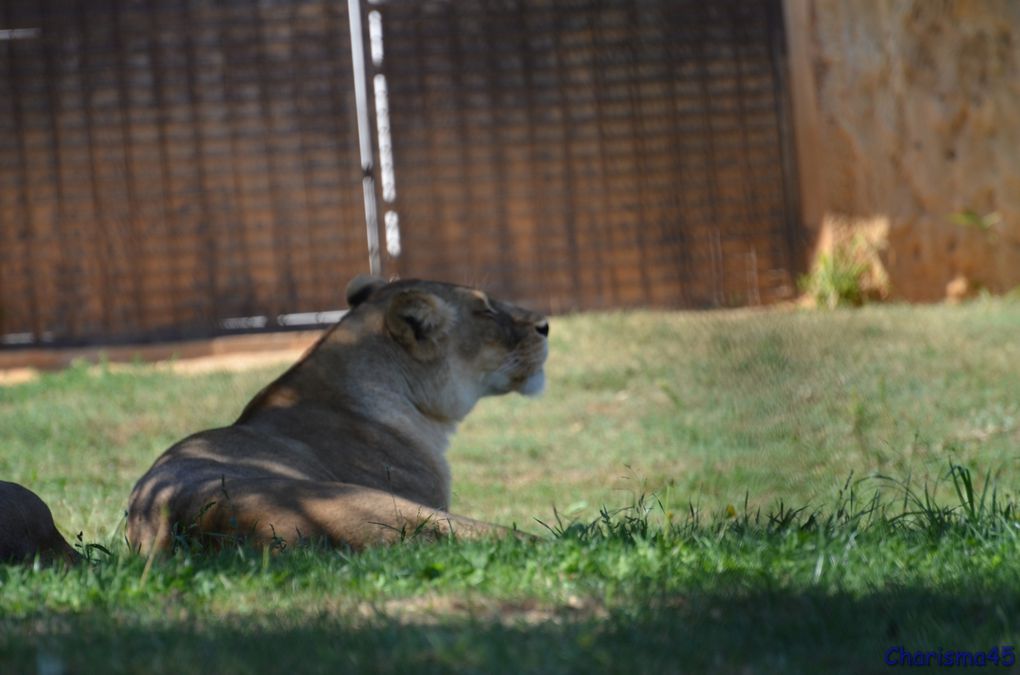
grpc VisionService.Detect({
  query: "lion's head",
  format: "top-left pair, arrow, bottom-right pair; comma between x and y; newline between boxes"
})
342,275 -> 549,420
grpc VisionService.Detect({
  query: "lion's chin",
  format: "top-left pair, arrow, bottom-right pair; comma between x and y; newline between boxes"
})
518,370 -> 546,397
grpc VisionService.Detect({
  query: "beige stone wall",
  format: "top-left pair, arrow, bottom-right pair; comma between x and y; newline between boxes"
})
789,0 -> 1020,300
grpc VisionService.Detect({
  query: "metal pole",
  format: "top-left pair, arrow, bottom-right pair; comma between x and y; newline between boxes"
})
348,0 -> 382,276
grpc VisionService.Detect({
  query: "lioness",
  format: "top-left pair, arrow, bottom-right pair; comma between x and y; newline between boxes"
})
0,481 -> 81,565
127,276 -> 549,554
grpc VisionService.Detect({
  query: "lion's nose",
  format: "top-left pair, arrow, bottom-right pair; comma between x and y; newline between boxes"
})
535,320 -> 549,337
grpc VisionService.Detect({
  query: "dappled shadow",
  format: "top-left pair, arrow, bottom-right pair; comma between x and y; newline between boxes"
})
128,451 -> 504,555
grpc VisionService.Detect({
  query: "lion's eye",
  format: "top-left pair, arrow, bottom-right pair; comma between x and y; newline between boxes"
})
474,308 -> 498,319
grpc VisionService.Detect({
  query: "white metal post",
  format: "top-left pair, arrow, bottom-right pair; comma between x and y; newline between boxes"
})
347,0 -> 382,276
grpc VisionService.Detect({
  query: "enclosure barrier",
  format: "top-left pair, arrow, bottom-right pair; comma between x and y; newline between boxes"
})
0,0 -> 799,348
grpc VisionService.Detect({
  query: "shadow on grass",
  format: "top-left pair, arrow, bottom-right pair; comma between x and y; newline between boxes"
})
3,584 -> 1017,675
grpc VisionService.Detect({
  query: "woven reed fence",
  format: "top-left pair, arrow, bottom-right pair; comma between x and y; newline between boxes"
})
0,0 -> 799,347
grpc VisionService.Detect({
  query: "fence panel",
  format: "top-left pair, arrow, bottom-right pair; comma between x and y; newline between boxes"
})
0,0 -> 368,347
371,0 -> 799,312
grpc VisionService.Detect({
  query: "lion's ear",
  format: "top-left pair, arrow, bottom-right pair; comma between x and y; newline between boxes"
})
345,274 -> 387,309
385,290 -> 453,360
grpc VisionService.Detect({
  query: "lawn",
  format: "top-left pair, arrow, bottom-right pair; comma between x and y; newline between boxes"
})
1,301 -> 1019,673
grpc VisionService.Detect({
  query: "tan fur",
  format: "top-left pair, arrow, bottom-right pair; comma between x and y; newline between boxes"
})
0,481 -> 81,565
126,278 -> 549,554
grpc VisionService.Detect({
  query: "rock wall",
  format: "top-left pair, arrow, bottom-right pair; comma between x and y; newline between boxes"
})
799,0 -> 1020,300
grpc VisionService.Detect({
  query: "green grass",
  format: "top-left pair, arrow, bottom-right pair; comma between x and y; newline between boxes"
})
2,301 -> 1020,673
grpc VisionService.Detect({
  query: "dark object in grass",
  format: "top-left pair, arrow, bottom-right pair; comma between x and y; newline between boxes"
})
0,480 -> 81,566
126,276 -> 549,555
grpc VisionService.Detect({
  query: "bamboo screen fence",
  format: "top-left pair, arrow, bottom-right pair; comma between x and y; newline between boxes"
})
0,0 -> 799,347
